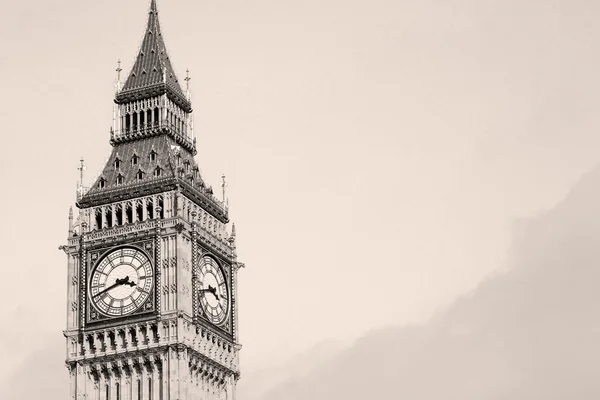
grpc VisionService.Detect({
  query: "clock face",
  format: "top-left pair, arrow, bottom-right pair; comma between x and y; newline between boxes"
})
198,255 -> 229,325
89,247 -> 154,317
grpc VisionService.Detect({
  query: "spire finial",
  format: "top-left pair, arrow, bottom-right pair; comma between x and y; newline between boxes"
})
185,69 -> 191,92
116,59 -> 122,81
115,59 -> 123,94
221,174 -> 227,202
150,0 -> 158,14
68,206 -> 74,237
77,158 -> 86,188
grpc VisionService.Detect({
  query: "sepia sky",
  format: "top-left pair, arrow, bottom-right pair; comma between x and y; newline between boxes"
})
2,0 -> 600,395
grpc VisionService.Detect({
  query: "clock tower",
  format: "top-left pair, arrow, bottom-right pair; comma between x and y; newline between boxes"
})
60,1 -> 243,399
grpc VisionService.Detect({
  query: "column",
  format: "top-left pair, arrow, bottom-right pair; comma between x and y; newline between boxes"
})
93,364 -> 101,400
142,198 -> 148,221
110,363 -> 118,400
140,358 -> 149,400
152,356 -> 160,400
101,207 -> 106,229
69,364 -> 76,400
99,366 -> 107,400
132,201 -> 138,224
152,196 -> 157,219
161,353 -> 169,400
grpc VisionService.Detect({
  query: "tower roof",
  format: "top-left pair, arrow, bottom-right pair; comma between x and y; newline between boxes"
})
115,0 -> 191,112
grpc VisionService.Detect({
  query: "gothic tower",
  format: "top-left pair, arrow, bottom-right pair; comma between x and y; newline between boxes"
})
60,1 -> 243,399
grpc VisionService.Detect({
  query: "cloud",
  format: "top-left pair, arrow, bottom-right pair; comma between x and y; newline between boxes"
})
260,162 -> 600,399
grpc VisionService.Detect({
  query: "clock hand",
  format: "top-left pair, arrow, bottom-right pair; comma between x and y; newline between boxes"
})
93,277 -> 134,297
199,285 -> 220,300
93,280 -> 122,297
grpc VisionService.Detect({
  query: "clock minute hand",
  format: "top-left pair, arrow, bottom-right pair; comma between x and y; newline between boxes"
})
93,280 -> 122,298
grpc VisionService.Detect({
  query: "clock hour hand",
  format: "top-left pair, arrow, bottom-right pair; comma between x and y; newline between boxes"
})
93,276 -> 135,297
199,285 -> 219,300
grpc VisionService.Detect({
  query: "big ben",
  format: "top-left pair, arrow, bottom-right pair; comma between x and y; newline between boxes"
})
59,1 -> 243,399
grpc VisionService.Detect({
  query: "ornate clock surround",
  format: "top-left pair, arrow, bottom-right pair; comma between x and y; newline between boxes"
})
86,239 -> 157,326
195,245 -> 234,337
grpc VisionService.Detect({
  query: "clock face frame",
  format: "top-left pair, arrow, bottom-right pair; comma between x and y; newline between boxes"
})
89,246 -> 154,318
198,255 -> 230,325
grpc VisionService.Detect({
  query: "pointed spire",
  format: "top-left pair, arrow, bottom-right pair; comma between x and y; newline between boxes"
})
115,0 -> 191,112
